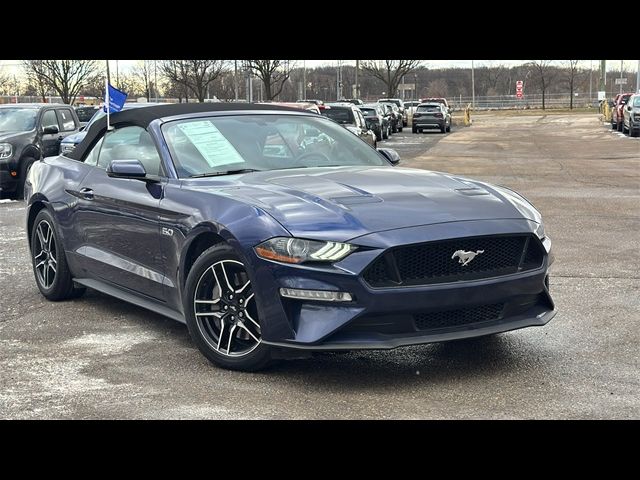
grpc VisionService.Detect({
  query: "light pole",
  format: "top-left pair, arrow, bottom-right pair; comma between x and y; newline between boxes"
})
471,60 -> 475,109
414,73 -> 418,100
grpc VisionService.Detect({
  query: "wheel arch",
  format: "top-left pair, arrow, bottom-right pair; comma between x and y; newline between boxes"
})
26,196 -> 51,250
21,144 -> 42,160
179,224 -> 230,289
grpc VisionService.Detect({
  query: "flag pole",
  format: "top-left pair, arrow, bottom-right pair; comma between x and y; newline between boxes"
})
105,60 -> 112,130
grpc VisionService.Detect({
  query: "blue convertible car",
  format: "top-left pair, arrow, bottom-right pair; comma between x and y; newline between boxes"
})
25,103 -> 555,371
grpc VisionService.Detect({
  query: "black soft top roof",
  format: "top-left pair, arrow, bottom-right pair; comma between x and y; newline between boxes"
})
67,102 -> 303,161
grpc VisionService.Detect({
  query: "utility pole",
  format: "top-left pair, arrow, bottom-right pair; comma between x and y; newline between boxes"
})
355,59 -> 359,99
154,60 -> 158,102
471,60 -> 475,109
336,60 -> 342,101
589,60 -> 593,106
303,60 -> 307,100
234,60 -> 238,100
637,60 -> 640,93
599,60 -> 606,93
115,60 -> 119,88
619,60 -> 624,94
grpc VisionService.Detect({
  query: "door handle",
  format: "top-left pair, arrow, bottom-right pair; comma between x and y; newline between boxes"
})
80,187 -> 94,200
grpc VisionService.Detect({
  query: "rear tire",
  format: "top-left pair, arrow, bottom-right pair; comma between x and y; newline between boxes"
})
622,121 -> 629,134
446,121 -> 452,133
392,121 -> 398,134
31,209 -> 86,301
412,126 -> 417,133
440,124 -> 446,133
383,125 -> 389,139
617,120 -> 623,132
184,243 -> 273,371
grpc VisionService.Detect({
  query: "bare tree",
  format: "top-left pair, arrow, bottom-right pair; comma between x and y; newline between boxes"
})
23,60 -> 99,104
245,60 -> 294,100
0,68 -> 10,96
566,60 -> 580,110
361,60 -> 422,97
161,60 -> 226,102
131,60 -> 154,101
23,61 -> 49,102
529,60 -> 556,110
426,78 -> 449,98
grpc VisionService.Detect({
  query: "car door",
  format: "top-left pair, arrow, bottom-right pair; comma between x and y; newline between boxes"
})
75,125 -> 167,300
39,109 -> 62,157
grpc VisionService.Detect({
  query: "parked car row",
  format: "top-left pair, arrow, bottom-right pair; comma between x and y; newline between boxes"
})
611,92 -> 640,137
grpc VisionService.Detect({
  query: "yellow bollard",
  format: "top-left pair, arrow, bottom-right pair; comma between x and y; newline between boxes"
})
464,103 -> 472,126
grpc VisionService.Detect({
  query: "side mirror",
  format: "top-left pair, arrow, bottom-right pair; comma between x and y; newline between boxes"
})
377,147 -> 401,165
107,159 -> 156,182
42,125 -> 59,135
627,105 -> 633,111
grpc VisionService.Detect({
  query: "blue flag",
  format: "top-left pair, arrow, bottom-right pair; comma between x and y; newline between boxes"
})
104,83 -> 128,113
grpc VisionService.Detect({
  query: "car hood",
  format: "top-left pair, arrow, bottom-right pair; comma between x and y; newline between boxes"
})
185,166 -> 542,242
0,130 -> 30,141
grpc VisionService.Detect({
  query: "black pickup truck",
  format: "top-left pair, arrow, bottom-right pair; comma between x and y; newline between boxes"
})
0,103 -> 79,198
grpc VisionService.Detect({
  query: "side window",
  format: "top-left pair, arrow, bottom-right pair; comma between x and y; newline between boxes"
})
83,137 -> 104,166
97,126 -> 162,176
56,109 -> 76,131
41,110 -> 58,131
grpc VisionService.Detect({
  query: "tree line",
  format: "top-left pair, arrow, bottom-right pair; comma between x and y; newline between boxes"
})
1,60 -> 636,108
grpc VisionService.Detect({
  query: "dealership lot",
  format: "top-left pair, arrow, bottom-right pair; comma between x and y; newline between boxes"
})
0,112 -> 638,419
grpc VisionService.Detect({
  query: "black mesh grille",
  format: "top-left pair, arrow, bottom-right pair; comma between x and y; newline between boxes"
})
414,303 -> 504,331
363,234 -> 544,287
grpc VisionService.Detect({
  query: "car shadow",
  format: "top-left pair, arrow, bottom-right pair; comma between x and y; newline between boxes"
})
263,333 -> 550,391
82,290 -> 551,390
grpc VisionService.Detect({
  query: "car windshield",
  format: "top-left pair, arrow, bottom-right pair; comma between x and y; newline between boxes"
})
417,105 -> 441,113
0,108 -> 38,131
634,96 -> 640,107
162,114 -> 387,178
76,107 -> 98,122
321,108 -> 353,124
360,108 -> 376,116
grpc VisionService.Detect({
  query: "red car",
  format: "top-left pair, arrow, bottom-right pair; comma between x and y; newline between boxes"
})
611,93 -> 633,132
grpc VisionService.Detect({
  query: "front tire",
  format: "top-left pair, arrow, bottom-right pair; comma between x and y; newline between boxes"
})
31,209 -> 85,301
184,243 -> 272,371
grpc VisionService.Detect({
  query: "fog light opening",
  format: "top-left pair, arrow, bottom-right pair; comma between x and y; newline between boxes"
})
279,288 -> 353,302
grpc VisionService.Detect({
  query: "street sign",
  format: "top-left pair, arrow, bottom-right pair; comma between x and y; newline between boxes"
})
615,78 -> 628,85
516,80 -> 523,99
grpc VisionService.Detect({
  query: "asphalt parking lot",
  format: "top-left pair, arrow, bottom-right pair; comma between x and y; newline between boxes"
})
1,112 -> 638,419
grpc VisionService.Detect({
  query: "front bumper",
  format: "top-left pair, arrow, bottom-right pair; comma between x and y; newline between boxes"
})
0,166 -> 17,193
246,219 -> 555,351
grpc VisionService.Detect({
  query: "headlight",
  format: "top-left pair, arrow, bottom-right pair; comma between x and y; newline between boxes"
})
0,143 -> 13,159
60,143 -> 76,155
254,237 -> 357,264
534,222 -> 545,240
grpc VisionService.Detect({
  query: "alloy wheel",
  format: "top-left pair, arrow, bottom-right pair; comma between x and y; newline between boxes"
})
193,260 -> 261,357
33,220 -> 57,289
